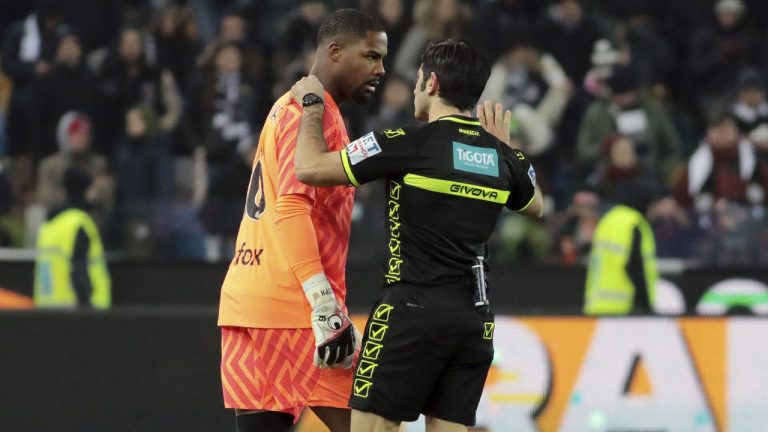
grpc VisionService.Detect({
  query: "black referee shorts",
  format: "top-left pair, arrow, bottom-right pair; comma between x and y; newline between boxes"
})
348,281 -> 495,426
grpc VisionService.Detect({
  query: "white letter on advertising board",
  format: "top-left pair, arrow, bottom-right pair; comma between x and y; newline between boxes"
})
560,318 -> 715,432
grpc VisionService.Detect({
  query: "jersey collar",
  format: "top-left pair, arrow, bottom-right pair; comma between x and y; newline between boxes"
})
437,115 -> 481,126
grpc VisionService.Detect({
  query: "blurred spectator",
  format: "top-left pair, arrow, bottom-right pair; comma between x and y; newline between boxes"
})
583,39 -> 622,98
729,67 -> 768,142
1,5 -> 68,160
199,8 -> 265,81
687,0 -> 763,121
669,111 -> 768,264
610,3 -> 675,90
116,101 -> 204,260
96,27 -> 181,156
536,0 -> 602,84
115,104 -> 174,215
34,33 -> 97,159
147,3 -> 201,92
674,113 -> 768,209
555,190 -> 599,265
555,38 -> 622,176
37,112 -> 113,230
34,168 -> 111,309
586,134 -> 660,200
481,39 -> 571,156
393,0 -> 473,80
186,42 -> 255,183
576,65 -> 682,185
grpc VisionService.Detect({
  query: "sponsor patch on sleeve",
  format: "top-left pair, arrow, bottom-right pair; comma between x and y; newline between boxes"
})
527,165 -> 537,187
346,132 -> 382,165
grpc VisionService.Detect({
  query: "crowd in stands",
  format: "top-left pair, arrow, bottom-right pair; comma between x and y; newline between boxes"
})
1,0 -> 768,265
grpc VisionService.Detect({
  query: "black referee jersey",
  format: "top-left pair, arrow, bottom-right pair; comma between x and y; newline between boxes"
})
340,115 -> 537,288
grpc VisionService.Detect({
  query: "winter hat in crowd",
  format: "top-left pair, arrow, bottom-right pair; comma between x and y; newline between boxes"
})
56,111 -> 92,150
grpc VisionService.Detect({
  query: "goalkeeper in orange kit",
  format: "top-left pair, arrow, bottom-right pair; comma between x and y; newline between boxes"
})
217,9 -> 388,432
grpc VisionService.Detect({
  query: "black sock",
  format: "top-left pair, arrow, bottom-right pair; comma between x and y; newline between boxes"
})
235,411 -> 293,432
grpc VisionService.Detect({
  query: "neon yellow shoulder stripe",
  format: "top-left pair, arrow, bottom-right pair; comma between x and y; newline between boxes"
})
340,151 -> 360,187
438,116 -> 481,126
403,174 -> 509,204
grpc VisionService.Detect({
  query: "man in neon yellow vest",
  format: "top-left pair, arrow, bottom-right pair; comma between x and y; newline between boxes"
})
34,169 -> 111,308
584,180 -> 658,315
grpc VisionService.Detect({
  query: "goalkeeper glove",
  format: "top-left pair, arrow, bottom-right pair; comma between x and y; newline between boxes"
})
303,274 -> 359,368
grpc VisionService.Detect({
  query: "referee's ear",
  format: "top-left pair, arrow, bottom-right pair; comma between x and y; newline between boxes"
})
426,71 -> 439,96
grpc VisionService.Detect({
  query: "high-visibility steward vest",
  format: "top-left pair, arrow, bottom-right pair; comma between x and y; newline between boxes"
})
584,205 -> 658,315
34,208 -> 111,308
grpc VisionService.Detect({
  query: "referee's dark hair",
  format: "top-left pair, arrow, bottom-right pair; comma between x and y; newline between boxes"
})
420,39 -> 491,111
317,9 -> 384,44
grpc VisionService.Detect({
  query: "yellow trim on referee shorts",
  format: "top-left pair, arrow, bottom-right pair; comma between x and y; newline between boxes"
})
438,116 -> 481,126
515,190 -> 536,212
403,174 -> 509,204
340,151 -> 360,187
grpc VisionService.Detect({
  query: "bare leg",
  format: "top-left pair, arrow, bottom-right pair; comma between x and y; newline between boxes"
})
425,416 -> 467,432
310,406 -> 351,432
351,409 -> 400,432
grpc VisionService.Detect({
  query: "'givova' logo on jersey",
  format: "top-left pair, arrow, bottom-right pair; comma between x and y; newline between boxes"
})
449,184 -> 499,200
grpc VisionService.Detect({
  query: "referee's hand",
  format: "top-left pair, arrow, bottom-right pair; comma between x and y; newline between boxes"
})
477,100 -> 516,148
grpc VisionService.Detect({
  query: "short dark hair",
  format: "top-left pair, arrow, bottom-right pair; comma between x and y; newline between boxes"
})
316,9 -> 384,45
419,39 -> 491,111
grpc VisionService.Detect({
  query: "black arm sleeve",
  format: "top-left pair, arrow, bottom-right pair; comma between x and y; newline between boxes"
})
505,149 -> 537,211
71,228 -> 93,306
626,227 -> 650,312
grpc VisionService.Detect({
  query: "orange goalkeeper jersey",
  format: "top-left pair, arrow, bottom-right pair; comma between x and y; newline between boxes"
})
218,92 -> 354,328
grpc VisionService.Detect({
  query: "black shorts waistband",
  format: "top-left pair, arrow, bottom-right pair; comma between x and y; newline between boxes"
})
382,278 -> 477,309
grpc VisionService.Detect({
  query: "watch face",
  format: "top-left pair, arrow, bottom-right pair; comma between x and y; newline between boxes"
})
303,93 -> 323,106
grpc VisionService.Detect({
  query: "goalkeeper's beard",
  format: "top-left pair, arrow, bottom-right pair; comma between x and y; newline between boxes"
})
351,86 -> 374,104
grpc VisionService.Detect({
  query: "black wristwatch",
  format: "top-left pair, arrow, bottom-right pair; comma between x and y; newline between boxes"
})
302,93 -> 324,107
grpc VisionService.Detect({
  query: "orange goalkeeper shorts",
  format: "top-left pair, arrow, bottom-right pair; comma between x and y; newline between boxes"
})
220,326 -> 354,422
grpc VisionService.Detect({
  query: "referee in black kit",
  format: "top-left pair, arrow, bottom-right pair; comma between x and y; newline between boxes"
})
290,39 -> 543,432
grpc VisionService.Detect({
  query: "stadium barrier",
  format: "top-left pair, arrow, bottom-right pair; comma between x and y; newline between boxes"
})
2,259 -> 768,313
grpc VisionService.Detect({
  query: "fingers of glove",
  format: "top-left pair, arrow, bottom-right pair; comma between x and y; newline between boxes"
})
328,345 -> 344,367
314,349 -> 327,368
342,351 -> 354,369
353,325 -> 362,350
